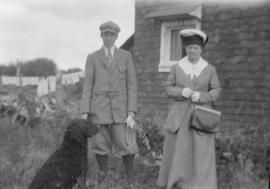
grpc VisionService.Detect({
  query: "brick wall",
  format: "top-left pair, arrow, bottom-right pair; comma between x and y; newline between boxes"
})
134,1 -> 170,124
134,1 -> 270,134
202,1 -> 270,134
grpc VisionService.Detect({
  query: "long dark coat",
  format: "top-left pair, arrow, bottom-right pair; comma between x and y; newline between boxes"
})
157,59 -> 221,189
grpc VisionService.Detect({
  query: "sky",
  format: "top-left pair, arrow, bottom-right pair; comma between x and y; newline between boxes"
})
0,0 -> 135,70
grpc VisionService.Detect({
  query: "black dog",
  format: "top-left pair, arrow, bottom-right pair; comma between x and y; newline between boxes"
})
28,118 -> 99,189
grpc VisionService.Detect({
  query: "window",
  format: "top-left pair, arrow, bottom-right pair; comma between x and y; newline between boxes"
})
170,28 -> 189,61
144,2 -> 202,72
170,28 -> 182,61
159,19 -> 201,72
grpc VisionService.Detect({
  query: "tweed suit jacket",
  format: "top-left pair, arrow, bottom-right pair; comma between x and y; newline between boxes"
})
164,58 -> 221,133
81,48 -> 137,124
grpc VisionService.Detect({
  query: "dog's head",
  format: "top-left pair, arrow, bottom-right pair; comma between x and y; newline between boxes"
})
64,118 -> 99,144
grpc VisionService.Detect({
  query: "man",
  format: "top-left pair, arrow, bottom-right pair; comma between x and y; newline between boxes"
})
81,21 -> 138,187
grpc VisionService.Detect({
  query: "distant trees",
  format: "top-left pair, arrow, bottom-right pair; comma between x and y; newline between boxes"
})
0,64 -> 17,76
0,58 -> 57,77
21,58 -> 57,76
0,58 -> 83,77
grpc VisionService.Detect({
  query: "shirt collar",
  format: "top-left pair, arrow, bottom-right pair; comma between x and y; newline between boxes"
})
178,56 -> 208,79
103,45 -> 116,57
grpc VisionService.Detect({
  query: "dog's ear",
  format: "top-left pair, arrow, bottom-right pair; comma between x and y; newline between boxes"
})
79,115 -> 99,138
66,121 -> 85,144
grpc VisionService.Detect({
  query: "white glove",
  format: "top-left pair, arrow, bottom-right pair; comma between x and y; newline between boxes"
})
182,88 -> 193,98
126,112 -> 136,129
191,91 -> 200,102
80,113 -> 88,120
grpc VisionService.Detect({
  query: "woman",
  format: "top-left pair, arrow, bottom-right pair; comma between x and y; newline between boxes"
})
157,29 -> 221,189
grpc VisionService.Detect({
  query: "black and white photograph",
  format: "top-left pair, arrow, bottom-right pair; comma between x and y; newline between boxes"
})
0,0 -> 269,188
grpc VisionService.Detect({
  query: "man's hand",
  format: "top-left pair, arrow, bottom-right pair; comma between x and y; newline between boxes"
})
80,113 -> 88,120
126,112 -> 136,129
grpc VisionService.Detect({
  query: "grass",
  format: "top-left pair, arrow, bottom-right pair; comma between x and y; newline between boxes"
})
0,110 -> 268,189
0,112 -> 159,189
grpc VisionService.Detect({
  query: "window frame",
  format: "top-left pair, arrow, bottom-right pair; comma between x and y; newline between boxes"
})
158,18 -> 201,72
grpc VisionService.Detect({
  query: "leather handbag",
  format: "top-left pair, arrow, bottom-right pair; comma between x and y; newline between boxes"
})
190,105 -> 221,133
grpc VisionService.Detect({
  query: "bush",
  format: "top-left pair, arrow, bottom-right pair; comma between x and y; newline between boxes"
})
135,114 -> 164,165
63,78 -> 84,99
135,113 -> 268,188
216,122 -> 268,189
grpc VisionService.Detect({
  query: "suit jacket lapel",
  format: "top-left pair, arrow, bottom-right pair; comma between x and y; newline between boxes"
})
97,48 -> 110,72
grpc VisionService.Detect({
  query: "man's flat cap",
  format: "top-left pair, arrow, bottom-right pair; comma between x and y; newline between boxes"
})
99,21 -> 120,33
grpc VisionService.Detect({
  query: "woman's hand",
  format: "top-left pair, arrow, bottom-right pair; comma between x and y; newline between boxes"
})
182,88 -> 193,98
191,91 -> 200,102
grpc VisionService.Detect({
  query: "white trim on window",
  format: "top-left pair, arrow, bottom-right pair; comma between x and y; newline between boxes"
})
158,18 -> 201,72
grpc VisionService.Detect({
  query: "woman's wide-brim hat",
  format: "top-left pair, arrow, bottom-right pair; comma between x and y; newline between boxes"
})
180,28 -> 208,46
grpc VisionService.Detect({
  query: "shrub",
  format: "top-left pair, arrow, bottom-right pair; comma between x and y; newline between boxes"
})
135,113 -> 164,165
216,121 -> 268,189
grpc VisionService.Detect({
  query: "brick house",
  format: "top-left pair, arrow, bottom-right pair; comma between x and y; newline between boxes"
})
121,0 -> 270,135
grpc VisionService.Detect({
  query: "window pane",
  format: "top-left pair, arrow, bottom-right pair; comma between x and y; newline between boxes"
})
170,29 -> 182,61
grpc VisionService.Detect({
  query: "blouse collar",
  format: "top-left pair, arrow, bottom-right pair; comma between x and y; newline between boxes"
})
178,56 -> 208,80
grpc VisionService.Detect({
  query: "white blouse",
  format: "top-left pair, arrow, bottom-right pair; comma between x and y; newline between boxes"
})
178,56 -> 208,80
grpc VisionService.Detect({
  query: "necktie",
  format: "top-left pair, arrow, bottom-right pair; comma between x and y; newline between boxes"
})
107,49 -> 113,64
